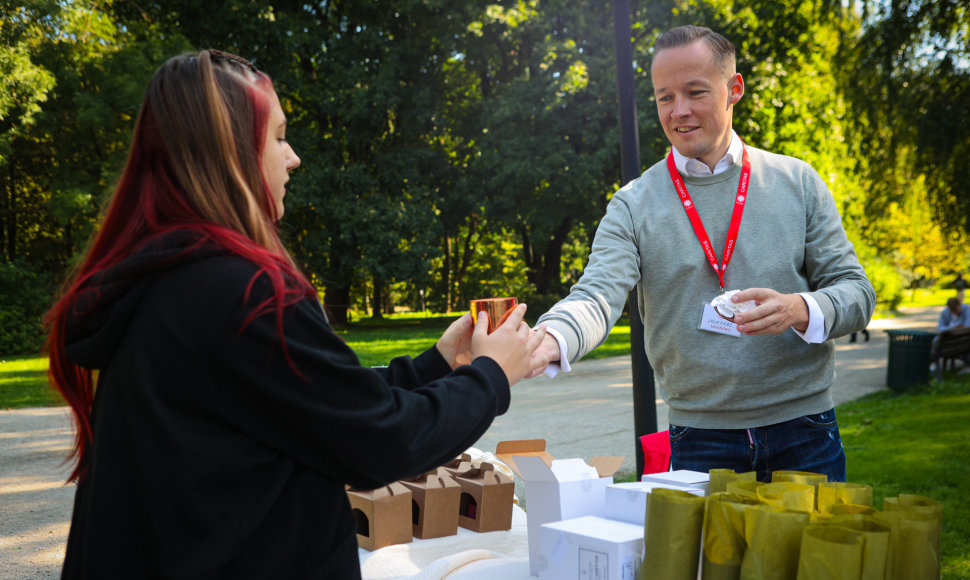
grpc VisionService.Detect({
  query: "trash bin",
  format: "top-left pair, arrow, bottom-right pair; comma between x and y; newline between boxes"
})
884,330 -> 936,391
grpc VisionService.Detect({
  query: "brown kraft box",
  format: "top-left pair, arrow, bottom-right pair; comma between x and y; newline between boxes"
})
439,452 -> 474,478
400,468 -> 462,539
346,482 -> 413,551
454,462 -> 515,533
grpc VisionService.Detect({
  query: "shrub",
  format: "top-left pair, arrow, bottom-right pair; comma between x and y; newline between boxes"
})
0,262 -> 55,356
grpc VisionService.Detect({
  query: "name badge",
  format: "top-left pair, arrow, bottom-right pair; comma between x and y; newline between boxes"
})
699,303 -> 742,337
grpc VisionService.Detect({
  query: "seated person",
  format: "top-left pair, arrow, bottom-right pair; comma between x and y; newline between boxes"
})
931,297 -> 970,377
938,297 -> 970,332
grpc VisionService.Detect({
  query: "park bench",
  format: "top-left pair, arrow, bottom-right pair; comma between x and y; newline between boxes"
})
936,326 -> 970,370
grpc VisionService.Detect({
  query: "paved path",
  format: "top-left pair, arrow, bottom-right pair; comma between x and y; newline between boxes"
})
0,306 -> 941,579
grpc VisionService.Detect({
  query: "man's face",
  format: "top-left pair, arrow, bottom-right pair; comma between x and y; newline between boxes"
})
651,40 -> 743,169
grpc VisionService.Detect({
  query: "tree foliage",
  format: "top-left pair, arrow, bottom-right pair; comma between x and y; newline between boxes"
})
2,0 -> 969,353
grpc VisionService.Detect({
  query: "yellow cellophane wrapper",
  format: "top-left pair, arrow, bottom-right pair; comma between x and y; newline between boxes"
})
877,494 -> 943,580
796,525 -> 865,580
772,471 -> 828,510
826,503 -> 877,516
701,492 -> 762,580
772,470 -> 829,486
709,469 -> 758,495
818,482 -> 874,514
820,514 -> 893,580
639,488 -> 705,580
725,479 -> 765,500
740,504 -> 810,580
757,482 -> 815,513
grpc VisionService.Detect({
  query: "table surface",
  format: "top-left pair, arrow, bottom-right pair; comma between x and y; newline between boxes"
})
358,504 -> 532,579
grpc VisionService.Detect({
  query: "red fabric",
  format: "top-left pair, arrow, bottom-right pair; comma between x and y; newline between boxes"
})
640,430 -> 671,475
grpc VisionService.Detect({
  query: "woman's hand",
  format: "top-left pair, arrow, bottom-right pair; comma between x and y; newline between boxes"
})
436,312 -> 473,369
471,304 -> 549,386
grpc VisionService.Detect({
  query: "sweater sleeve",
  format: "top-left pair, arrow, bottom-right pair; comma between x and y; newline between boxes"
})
536,191 -> 641,363
213,264 -> 511,489
799,168 -> 876,338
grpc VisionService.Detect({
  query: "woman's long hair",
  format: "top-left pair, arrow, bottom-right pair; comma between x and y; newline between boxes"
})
44,50 -> 315,482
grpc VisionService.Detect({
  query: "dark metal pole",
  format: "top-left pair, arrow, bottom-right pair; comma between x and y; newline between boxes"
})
612,0 -> 657,478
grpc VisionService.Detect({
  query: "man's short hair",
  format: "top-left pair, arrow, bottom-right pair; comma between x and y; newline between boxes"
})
947,297 -> 962,310
653,25 -> 736,79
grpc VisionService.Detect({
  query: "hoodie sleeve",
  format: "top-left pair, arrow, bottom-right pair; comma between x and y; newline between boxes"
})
197,259 -> 511,489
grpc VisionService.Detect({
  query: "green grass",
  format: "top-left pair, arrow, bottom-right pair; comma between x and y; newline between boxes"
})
891,287 -> 954,309
0,355 -> 63,408
838,379 -> 970,580
341,312 -> 632,367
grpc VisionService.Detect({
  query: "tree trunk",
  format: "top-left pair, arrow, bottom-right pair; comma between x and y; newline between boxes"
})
324,246 -> 353,326
522,219 -> 572,295
444,235 -> 453,313
371,273 -> 384,320
324,285 -> 351,326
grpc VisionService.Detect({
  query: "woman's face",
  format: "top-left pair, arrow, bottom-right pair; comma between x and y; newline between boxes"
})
260,88 -> 301,220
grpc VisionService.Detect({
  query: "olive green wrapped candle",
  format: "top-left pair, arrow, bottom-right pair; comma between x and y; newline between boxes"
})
709,469 -> 757,495
796,526 -> 865,580
701,492 -> 762,580
639,488 -> 705,580
817,482 -> 873,514
740,504 -> 810,580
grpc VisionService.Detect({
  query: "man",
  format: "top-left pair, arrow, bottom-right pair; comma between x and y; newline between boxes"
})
938,297 -> 970,332
929,296 -> 970,380
530,25 -> 875,482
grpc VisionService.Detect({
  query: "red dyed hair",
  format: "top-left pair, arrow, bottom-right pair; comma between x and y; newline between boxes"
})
45,50 -> 316,482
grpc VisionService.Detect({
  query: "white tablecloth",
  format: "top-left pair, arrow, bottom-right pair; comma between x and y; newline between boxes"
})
358,504 -> 533,580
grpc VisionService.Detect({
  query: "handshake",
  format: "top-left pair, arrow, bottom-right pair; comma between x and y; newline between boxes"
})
436,296 -> 560,386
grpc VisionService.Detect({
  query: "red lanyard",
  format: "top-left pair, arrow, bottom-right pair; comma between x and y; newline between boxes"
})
666,146 -> 751,291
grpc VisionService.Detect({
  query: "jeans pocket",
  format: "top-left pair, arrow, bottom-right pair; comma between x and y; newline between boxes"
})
799,409 -> 837,428
668,424 -> 692,443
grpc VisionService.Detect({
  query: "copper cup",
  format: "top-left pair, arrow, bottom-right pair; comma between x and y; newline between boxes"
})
469,297 -> 518,334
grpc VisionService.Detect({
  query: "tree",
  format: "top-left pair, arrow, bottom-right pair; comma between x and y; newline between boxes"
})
109,0 -> 484,323
450,0 -> 624,299
1,0 -> 56,263
837,0 -> 970,284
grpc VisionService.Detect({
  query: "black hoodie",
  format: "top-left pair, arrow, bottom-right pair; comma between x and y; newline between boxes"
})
61,232 -> 511,579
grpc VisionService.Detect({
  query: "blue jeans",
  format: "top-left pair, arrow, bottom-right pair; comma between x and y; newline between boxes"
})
668,409 -> 846,482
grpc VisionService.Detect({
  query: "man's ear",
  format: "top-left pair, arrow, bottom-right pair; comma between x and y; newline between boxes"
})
728,73 -> 744,105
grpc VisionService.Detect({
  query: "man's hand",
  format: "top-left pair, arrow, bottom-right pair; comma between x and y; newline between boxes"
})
731,288 -> 810,335
470,304 -> 550,387
526,333 -> 562,378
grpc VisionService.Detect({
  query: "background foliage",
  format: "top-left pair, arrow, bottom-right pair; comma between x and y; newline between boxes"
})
2,0 -> 969,354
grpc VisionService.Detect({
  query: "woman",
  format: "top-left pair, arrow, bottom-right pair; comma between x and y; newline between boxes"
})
45,50 -> 545,578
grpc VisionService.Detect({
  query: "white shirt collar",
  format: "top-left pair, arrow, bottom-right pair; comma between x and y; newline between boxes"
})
672,131 -> 743,177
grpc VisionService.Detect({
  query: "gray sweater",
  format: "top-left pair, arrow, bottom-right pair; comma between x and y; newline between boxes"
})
538,146 -> 875,429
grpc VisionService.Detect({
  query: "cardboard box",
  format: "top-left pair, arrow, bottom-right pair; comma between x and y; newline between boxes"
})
538,516 -> 643,580
640,469 -> 710,494
605,480 -> 705,527
454,462 -> 515,532
399,469 -> 461,539
346,482 -> 413,551
496,439 -> 624,576
439,452 -> 474,478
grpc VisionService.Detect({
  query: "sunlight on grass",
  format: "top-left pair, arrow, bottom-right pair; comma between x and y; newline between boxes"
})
0,355 -> 59,409
898,288 -> 954,309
